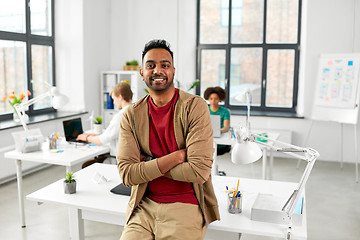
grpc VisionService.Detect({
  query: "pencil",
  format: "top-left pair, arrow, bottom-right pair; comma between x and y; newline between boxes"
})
233,179 -> 239,197
50,132 -> 59,149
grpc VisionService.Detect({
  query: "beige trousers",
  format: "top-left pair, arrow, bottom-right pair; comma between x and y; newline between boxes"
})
120,197 -> 207,240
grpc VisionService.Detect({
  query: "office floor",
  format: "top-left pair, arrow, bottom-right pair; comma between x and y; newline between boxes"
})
0,153 -> 359,240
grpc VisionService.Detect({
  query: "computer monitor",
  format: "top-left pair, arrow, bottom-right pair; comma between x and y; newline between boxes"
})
210,115 -> 221,138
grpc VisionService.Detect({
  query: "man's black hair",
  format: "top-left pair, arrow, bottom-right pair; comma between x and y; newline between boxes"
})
142,39 -> 173,61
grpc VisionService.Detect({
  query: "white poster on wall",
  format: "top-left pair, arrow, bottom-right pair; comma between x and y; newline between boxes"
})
314,55 -> 360,109
311,53 -> 360,124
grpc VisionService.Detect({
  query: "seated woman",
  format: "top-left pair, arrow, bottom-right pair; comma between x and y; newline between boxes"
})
204,86 -> 231,155
77,82 -> 133,166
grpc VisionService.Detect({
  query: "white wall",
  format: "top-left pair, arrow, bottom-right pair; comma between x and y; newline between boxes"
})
83,0 -> 111,115
109,0 -> 197,91
109,0 -> 179,66
55,0 -> 85,112
56,0 -> 111,117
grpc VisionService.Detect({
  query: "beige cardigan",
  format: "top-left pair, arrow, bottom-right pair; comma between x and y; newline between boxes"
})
117,89 -> 220,225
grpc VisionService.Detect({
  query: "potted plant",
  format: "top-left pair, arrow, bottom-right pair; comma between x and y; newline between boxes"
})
64,172 -> 76,194
93,116 -> 103,134
123,60 -> 140,71
2,90 -> 31,123
174,79 -> 200,92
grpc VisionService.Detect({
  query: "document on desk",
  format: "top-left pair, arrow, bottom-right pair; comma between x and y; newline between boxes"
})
251,193 -> 303,226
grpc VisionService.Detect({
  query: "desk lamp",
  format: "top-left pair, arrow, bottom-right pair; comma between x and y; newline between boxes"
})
231,89 -> 319,240
11,87 -> 68,153
13,86 -> 68,131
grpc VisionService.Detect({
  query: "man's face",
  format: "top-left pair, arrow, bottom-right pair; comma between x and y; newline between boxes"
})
140,48 -> 175,92
112,94 -> 122,109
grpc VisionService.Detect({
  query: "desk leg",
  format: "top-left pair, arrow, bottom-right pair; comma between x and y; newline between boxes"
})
212,142 -> 219,176
354,124 -> 358,183
262,148 -> 267,180
15,159 -> 26,228
69,208 -> 84,240
269,149 -> 274,180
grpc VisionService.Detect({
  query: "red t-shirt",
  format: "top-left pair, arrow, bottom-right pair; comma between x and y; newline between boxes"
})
146,89 -> 198,205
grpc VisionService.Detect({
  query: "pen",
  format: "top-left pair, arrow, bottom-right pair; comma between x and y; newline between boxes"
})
50,132 -> 59,149
50,137 -> 55,149
233,179 -> 240,197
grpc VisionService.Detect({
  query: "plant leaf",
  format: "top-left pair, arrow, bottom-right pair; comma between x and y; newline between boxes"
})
187,80 -> 200,91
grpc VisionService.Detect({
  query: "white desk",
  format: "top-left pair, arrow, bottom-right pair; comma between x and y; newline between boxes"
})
214,131 -> 280,180
4,143 -> 110,228
27,163 -> 307,240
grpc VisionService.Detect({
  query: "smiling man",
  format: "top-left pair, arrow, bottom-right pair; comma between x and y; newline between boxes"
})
142,48 -> 174,93
117,39 -> 220,240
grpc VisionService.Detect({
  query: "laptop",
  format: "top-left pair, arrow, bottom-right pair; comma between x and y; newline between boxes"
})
62,118 -> 88,143
210,115 -> 221,138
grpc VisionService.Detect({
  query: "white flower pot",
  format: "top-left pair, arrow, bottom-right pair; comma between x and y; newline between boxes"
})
13,112 -> 20,123
93,124 -> 103,134
13,112 -> 29,123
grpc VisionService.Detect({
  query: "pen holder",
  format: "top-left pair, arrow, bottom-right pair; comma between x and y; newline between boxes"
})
49,137 -> 57,149
228,193 -> 242,214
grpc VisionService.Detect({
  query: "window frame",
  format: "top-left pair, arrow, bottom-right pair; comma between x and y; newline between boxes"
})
196,0 -> 302,114
0,0 -> 56,121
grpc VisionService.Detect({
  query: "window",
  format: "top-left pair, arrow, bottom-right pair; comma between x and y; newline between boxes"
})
221,0 -> 243,27
0,0 -> 55,120
197,0 -> 301,113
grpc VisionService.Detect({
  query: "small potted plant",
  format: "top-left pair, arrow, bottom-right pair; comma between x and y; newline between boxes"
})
123,60 -> 140,71
93,116 -> 103,134
64,172 -> 76,194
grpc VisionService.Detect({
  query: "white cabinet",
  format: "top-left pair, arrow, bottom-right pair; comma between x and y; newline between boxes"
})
100,71 -> 147,127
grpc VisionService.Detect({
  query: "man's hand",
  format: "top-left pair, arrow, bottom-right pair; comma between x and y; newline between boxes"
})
173,149 -> 187,164
76,133 -> 88,141
76,133 -> 97,142
140,153 -> 146,162
157,149 -> 187,174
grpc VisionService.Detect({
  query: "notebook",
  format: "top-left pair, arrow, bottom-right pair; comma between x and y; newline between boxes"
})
62,118 -> 88,143
210,115 -> 221,138
110,183 -> 132,196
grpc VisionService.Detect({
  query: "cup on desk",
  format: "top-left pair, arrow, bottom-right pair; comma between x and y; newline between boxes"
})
228,192 -> 242,214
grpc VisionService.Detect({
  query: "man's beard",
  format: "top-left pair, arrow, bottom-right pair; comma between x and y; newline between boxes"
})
145,74 -> 174,92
